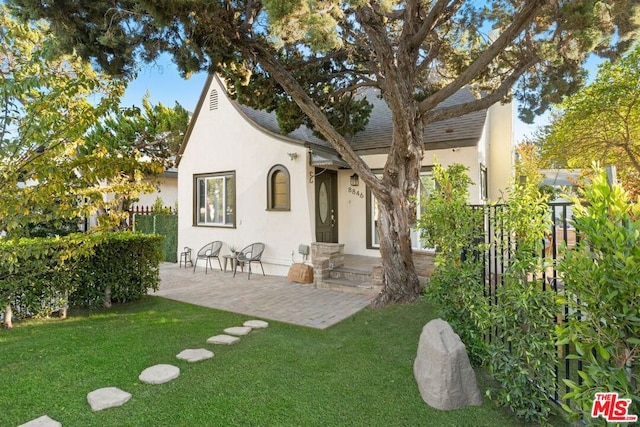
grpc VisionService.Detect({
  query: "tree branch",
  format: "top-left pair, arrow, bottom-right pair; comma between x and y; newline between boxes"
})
238,37 -> 388,200
405,0 -> 463,51
425,55 -> 538,123
418,0 -> 544,115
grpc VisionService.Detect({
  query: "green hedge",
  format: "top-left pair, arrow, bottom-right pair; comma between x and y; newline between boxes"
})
135,215 -> 154,234
0,232 -> 163,324
69,232 -> 164,308
134,214 -> 177,263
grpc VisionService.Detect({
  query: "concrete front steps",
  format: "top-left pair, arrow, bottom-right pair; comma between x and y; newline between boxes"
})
310,250 -> 383,296
317,264 -> 382,296
311,245 -> 435,297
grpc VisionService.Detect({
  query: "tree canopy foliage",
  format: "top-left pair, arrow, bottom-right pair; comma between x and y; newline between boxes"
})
83,95 -> 189,228
10,0 -> 639,305
0,7 -> 188,235
0,6 -> 126,234
537,43 -> 640,197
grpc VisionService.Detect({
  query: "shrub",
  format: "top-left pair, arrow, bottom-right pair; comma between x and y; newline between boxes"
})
70,232 -> 163,308
417,163 -> 487,364
556,168 -> 640,421
0,232 -> 163,327
419,162 -> 559,423
483,174 -> 556,424
0,233 -> 96,326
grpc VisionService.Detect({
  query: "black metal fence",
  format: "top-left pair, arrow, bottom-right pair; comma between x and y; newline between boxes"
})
472,201 -> 581,406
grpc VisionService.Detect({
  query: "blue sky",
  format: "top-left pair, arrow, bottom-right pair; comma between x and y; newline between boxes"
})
120,55 -> 548,143
120,60 -> 208,114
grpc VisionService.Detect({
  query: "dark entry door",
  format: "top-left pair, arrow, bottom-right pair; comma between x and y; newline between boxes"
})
315,169 -> 338,243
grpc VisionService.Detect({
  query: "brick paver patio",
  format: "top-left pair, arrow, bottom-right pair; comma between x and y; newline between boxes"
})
154,263 -> 375,329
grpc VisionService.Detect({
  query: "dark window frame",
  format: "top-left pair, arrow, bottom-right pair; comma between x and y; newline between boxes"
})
193,171 -> 236,228
480,164 -> 488,201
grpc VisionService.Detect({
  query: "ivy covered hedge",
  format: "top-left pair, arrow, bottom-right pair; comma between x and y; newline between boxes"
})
135,214 -> 178,263
0,232 -> 163,328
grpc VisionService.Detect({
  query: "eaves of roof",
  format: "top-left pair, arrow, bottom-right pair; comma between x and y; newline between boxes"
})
177,74 -> 488,166
239,86 -> 488,155
176,75 -> 309,167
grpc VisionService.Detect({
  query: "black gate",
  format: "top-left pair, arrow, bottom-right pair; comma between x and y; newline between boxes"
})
472,202 -> 581,405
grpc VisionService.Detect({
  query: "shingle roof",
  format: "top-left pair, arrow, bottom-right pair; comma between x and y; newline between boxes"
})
176,75 -> 490,167
236,87 -> 488,154
236,104 -> 325,146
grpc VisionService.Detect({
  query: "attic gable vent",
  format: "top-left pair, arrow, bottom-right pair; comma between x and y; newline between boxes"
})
209,89 -> 219,110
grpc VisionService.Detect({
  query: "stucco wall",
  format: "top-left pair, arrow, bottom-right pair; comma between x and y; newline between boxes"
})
135,175 -> 178,209
178,77 -> 514,274
178,78 -> 315,276
338,146 -> 484,257
487,101 -> 514,201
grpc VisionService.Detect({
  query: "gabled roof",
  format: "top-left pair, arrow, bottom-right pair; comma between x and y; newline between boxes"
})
345,88 -> 487,153
177,74 -> 489,165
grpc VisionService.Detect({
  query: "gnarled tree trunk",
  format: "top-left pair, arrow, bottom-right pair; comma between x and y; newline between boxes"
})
251,39 -> 426,307
373,191 -> 422,307
371,95 -> 425,307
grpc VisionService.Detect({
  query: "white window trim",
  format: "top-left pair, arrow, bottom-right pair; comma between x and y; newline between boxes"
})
368,169 -> 433,250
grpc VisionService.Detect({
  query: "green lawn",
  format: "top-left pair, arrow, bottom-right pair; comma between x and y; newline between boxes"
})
0,296 -> 568,426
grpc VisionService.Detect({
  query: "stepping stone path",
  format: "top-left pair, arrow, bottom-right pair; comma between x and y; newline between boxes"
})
176,348 -> 214,362
87,387 -> 132,411
24,319 -> 270,424
18,415 -> 62,427
207,334 -> 241,345
224,326 -> 252,336
139,364 -> 181,385
244,320 -> 269,328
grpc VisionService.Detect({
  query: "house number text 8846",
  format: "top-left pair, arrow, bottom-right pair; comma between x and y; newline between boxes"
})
348,187 -> 364,198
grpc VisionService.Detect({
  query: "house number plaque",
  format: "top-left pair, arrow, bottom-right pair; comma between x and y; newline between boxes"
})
348,187 -> 364,198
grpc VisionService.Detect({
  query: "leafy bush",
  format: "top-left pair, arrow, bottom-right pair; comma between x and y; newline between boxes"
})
483,175 -> 557,424
419,162 -> 559,423
556,169 -> 640,421
0,232 -> 163,327
417,163 -> 487,364
70,232 -> 163,308
0,233 -> 97,325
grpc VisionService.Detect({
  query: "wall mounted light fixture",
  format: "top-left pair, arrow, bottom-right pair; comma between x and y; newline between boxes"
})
287,152 -> 298,160
350,173 -> 359,186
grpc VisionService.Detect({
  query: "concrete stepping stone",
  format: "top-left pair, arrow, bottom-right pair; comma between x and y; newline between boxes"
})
18,415 -> 62,427
87,387 -> 132,411
176,348 -> 214,362
244,320 -> 269,329
139,364 -> 180,385
224,326 -> 252,336
207,334 -> 241,345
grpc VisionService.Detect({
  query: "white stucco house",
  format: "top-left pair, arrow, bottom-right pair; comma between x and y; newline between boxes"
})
176,75 -> 513,277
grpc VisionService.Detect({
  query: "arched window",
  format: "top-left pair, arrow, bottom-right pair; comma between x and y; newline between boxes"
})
267,165 -> 290,211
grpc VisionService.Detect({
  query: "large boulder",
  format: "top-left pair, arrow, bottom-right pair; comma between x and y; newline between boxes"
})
413,318 -> 482,410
